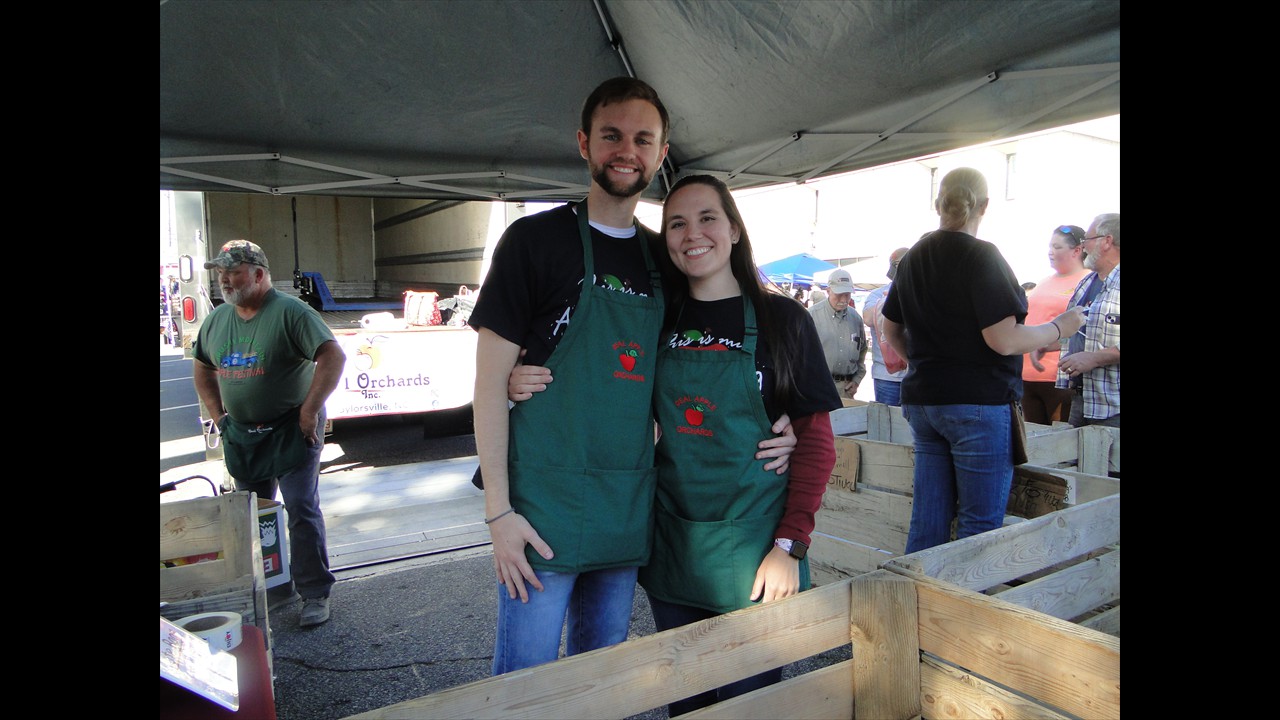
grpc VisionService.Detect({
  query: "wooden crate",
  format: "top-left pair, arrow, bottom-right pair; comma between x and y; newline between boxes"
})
160,492 -> 270,647
829,402 -> 1120,474
812,403 -> 1119,585
883,494 -> 1120,636
344,497 -> 1120,720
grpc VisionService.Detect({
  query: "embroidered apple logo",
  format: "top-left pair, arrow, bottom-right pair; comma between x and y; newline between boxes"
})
619,348 -> 638,372
685,403 -> 706,426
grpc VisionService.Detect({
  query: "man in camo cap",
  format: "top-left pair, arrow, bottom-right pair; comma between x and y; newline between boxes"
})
193,239 -> 346,627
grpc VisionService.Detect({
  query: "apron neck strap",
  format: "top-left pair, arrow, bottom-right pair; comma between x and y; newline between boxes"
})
575,200 -> 661,288
742,295 -> 758,355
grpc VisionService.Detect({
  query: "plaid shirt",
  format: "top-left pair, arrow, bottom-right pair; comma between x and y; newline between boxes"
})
1056,265 -> 1120,419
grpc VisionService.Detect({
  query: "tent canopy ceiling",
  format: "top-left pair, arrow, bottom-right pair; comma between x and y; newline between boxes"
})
160,1 -> 1120,202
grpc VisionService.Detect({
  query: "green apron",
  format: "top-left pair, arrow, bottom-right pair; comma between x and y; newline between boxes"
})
507,202 -> 664,572
221,407 -> 307,483
639,296 -> 809,614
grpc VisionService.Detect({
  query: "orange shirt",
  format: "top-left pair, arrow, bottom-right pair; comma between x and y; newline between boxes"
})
1022,270 -> 1090,382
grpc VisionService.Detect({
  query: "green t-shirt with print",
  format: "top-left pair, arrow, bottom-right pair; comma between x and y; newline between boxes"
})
194,288 -> 335,422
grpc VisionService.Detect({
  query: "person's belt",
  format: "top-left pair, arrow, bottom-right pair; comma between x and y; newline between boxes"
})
832,373 -> 856,381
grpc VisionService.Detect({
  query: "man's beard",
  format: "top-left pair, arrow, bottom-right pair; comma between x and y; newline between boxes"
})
222,285 -> 246,306
590,158 -> 653,199
1083,252 -> 1097,271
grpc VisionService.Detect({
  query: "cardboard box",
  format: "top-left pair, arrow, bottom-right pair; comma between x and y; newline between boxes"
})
827,436 -> 860,493
256,498 -> 290,589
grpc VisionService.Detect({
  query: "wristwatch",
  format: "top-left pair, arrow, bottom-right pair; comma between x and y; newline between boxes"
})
774,538 -> 808,560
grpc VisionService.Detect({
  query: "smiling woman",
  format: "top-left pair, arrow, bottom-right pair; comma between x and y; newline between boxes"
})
1022,225 -> 1090,424
636,174 -> 842,716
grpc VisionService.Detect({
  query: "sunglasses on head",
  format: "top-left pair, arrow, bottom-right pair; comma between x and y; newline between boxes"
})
1056,225 -> 1085,244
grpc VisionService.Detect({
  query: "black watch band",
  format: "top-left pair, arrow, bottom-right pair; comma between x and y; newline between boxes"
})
789,540 -> 808,560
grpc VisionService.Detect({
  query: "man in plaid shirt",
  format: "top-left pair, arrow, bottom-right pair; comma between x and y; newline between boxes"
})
1050,213 -> 1120,427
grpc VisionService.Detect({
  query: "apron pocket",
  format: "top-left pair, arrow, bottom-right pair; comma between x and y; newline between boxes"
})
223,410 -> 306,483
509,461 -> 657,572
642,503 -> 777,614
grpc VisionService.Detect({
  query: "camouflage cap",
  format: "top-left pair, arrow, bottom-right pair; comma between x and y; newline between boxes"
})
205,240 -> 269,270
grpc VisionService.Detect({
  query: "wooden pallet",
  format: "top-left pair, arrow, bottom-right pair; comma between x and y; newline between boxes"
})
345,496 -> 1120,719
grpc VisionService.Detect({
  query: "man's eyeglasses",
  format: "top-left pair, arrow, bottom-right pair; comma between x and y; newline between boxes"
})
1082,234 -> 1108,242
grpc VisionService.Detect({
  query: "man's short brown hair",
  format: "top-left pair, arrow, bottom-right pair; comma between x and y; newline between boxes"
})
580,77 -> 670,145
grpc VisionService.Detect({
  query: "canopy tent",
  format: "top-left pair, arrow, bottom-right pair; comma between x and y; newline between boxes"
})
757,253 -> 837,289
160,1 -> 1120,203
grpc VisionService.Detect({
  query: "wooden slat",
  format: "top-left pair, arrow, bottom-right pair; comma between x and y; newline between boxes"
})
160,583 -> 259,625
1077,426 -> 1110,476
864,403 -> 912,443
849,571 -> 919,720
345,581 -> 855,720
1023,427 -> 1081,467
816,484 -> 912,555
683,660 -> 854,720
920,655 -> 1071,720
851,439 -> 915,494
810,532 -> 896,585
830,405 -> 868,436
160,559 -> 244,599
160,494 -> 228,561
884,495 -> 1120,592
225,493 -> 258,580
865,402 -> 890,441
1079,606 -> 1120,636
914,579 -> 1120,720
1018,465 -> 1119,505
992,549 -> 1120,620
1078,426 -> 1120,475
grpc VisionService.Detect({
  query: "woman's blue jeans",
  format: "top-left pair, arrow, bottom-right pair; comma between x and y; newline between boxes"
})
492,566 -> 637,675
873,379 -> 902,406
902,404 -> 1013,553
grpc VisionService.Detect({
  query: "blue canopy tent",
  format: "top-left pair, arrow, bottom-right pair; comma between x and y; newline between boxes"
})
757,253 -> 837,289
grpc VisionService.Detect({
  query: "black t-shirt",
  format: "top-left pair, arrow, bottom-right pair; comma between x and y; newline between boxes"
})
665,293 -> 842,422
470,203 -> 659,366
881,230 -> 1027,404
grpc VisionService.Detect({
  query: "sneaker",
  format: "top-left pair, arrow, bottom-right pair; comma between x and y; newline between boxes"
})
299,597 -> 330,627
268,591 -> 302,612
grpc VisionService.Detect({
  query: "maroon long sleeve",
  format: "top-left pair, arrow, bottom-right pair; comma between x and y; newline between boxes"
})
774,411 -> 837,546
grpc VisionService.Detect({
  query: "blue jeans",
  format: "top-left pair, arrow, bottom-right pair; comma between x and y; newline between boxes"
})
873,379 -> 902,406
647,594 -> 783,716
235,409 -> 336,600
903,404 -> 1013,553
492,565 -> 637,675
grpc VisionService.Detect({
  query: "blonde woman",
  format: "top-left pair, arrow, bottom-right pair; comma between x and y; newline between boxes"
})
879,168 -> 1084,552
